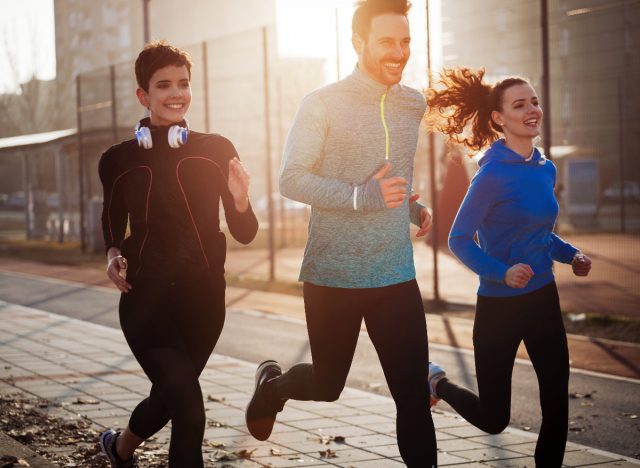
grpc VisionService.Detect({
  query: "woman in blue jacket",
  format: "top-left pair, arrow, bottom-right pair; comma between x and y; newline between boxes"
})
426,68 -> 592,467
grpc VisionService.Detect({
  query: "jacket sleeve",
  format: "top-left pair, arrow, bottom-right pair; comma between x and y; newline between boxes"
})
99,149 -> 128,254
279,94 -> 386,211
548,162 -> 578,263
409,200 -> 426,227
549,233 -> 578,263
217,138 -> 259,245
448,170 -> 509,283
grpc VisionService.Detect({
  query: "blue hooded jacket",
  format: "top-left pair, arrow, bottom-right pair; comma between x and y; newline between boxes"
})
448,139 -> 578,297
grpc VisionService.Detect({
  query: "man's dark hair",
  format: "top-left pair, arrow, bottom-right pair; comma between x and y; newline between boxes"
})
352,0 -> 412,40
135,40 -> 192,92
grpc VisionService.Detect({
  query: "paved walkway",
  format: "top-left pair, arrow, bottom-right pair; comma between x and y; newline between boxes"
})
1,301 -> 638,467
2,257 -> 638,380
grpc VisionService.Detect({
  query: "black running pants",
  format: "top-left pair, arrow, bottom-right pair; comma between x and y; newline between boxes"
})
437,281 -> 569,467
268,279 -> 437,468
119,273 -> 226,468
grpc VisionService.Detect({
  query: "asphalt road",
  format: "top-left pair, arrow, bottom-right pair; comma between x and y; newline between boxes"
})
0,270 -> 638,459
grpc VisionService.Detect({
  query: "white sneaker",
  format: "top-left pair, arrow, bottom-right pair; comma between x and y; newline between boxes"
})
427,362 -> 446,405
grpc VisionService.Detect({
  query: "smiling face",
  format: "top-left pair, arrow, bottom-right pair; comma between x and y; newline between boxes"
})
136,65 -> 191,126
353,13 -> 411,86
491,83 -> 543,144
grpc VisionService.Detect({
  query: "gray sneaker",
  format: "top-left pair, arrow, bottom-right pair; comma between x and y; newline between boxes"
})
428,362 -> 446,404
99,429 -> 137,468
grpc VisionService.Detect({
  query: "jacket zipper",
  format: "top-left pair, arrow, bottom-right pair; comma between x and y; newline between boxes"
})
380,90 -> 390,160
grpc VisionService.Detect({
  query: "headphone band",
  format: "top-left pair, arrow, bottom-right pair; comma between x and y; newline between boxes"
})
134,118 -> 189,149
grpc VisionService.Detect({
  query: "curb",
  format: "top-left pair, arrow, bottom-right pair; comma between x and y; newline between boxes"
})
0,431 -> 58,468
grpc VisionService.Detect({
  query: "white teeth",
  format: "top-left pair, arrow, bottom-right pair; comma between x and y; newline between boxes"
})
385,63 -> 401,69
167,104 -> 183,109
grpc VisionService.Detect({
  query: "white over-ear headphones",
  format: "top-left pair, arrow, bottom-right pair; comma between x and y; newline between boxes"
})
135,119 -> 189,149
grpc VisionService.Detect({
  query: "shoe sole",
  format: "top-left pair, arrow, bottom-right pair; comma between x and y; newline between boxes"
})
245,360 -> 281,441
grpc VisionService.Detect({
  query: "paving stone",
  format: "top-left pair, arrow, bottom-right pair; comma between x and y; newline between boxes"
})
563,450 -> 628,466
453,446 -> 530,463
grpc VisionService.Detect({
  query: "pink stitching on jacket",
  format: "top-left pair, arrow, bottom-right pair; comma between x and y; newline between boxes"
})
176,157 -> 226,270
107,166 -> 152,275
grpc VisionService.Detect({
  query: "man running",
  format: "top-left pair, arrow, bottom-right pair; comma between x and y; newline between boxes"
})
246,1 -> 435,466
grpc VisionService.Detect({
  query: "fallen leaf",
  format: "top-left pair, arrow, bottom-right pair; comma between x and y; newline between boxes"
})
569,391 -> 595,399
74,397 -> 99,405
319,448 -> 338,458
207,420 -> 227,428
205,440 -> 226,448
235,448 -> 257,460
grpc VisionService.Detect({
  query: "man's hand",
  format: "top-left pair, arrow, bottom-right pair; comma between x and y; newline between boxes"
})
228,157 -> 250,212
373,163 -> 407,209
106,247 -> 132,293
572,252 -> 592,277
409,193 -> 432,237
504,263 -> 534,288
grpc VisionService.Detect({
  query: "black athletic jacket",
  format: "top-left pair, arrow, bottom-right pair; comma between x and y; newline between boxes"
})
99,121 -> 258,280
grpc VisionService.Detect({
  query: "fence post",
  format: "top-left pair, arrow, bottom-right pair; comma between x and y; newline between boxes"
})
426,0 -> 441,304
618,76 -> 626,233
203,41 -> 210,133
540,0 -> 552,160
110,65 -> 118,144
76,74 -> 86,251
55,148 -> 65,243
263,26 -> 276,282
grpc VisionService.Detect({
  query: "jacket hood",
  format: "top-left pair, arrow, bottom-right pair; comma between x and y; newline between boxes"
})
478,139 -> 546,167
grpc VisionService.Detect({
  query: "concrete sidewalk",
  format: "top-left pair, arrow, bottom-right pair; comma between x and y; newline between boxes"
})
1,301 -> 638,467
1,256 -> 639,380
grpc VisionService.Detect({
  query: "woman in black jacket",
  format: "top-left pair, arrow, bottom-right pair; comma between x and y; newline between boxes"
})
98,41 -> 258,468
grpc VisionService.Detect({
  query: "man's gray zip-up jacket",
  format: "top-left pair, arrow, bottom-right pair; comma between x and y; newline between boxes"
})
279,66 -> 427,288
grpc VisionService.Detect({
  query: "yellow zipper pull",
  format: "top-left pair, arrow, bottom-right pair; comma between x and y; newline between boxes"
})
380,91 -> 390,161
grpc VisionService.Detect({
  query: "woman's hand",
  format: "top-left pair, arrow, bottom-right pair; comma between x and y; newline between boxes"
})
106,247 -> 132,292
504,263 -> 534,288
409,194 -> 432,237
572,252 -> 592,277
228,157 -> 250,213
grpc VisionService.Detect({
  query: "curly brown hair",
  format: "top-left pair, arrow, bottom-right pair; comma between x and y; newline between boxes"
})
135,41 -> 192,92
427,67 -> 528,152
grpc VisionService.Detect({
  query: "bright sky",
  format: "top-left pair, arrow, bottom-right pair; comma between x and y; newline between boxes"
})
0,0 -> 56,93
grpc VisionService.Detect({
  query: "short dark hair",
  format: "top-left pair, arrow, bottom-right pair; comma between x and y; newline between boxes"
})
134,41 -> 192,92
352,0 -> 412,40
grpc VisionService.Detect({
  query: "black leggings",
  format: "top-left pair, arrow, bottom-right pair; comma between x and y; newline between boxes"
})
437,281 -> 569,467
267,280 -> 437,468
119,273 -> 226,468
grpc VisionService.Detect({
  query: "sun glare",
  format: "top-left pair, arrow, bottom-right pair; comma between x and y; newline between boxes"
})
276,0 -> 356,80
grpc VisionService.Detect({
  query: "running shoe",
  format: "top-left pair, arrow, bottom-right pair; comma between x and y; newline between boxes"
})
99,429 -> 137,468
428,362 -> 447,406
245,360 -> 284,441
